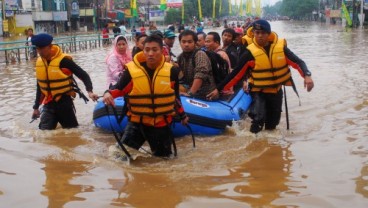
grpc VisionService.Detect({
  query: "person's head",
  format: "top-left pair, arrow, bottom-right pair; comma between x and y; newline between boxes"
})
205,32 -> 221,51
31,33 -> 53,59
179,30 -> 198,53
252,19 -> 271,47
150,30 -> 163,39
234,28 -> 244,45
136,33 -> 147,50
221,28 -> 236,46
163,30 -> 176,48
27,28 -> 34,36
114,35 -> 128,54
196,32 -> 206,48
143,35 -> 163,67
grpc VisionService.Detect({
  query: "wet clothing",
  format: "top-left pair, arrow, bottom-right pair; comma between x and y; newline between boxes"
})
249,90 -> 283,133
223,43 -> 239,69
177,50 -> 216,99
121,122 -> 174,157
35,50 -> 75,102
108,52 -> 186,157
33,45 -> 94,130
38,95 -> 79,130
125,59 -> 175,126
216,32 -> 311,133
247,38 -> 291,93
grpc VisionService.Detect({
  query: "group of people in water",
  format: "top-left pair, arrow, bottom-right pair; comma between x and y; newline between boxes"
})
30,19 -> 314,158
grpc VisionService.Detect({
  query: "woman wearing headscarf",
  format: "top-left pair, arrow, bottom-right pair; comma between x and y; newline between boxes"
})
106,35 -> 132,88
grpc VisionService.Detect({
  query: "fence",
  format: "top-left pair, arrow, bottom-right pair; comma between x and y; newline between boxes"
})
0,33 -> 132,64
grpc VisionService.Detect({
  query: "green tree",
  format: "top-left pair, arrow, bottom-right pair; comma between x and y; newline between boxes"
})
280,0 -> 319,20
263,1 -> 282,17
165,9 -> 182,24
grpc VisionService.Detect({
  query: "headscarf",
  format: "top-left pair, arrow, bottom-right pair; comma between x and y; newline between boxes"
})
106,35 -> 132,65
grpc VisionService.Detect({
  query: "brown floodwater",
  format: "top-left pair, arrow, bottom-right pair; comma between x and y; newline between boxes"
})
0,21 -> 367,208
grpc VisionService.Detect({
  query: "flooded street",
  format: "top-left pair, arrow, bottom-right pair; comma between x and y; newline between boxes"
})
0,21 -> 367,207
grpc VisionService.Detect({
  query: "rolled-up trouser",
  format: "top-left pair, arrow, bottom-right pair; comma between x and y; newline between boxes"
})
39,95 -> 78,130
248,89 -> 283,132
121,122 -> 173,157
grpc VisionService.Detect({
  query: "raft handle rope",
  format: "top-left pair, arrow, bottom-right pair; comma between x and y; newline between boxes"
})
283,86 -> 290,130
107,104 -> 171,160
171,120 -> 196,148
104,105 -> 132,160
186,124 -> 196,148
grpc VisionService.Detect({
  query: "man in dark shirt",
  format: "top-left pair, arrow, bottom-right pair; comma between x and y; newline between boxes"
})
31,33 -> 98,130
103,35 -> 189,157
177,30 -> 216,99
221,28 -> 239,69
207,19 -> 314,134
112,23 -> 121,37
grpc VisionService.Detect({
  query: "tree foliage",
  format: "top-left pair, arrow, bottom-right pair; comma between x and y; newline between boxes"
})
165,9 -> 181,24
280,0 -> 319,19
263,1 -> 282,16
263,0 -> 319,20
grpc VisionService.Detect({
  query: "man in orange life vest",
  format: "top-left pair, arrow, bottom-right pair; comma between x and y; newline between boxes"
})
31,33 -> 99,130
207,19 -> 314,134
103,35 -> 189,157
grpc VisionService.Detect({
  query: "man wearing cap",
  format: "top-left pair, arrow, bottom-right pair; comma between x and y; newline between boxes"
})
31,33 -> 99,130
163,30 -> 176,63
207,19 -> 314,134
234,27 -> 246,59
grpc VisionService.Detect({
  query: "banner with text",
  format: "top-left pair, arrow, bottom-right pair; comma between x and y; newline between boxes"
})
167,0 -> 182,8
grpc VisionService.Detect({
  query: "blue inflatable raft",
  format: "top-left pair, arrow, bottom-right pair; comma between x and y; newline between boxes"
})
93,89 -> 252,137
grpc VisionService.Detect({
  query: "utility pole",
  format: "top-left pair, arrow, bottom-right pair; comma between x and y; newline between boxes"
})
352,0 -> 355,27
360,0 -> 364,28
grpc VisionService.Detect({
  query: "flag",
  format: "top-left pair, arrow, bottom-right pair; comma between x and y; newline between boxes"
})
255,0 -> 261,17
198,0 -> 203,21
131,0 -> 138,17
160,0 -> 167,10
182,1 -> 185,24
219,0 -> 222,14
246,0 -> 252,16
212,0 -> 216,19
239,0 -> 243,16
342,1 -> 352,26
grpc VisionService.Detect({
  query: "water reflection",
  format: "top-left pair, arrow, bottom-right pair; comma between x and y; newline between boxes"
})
41,156 -> 93,208
355,165 -> 368,198
38,132 -> 93,208
105,137 -> 294,208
